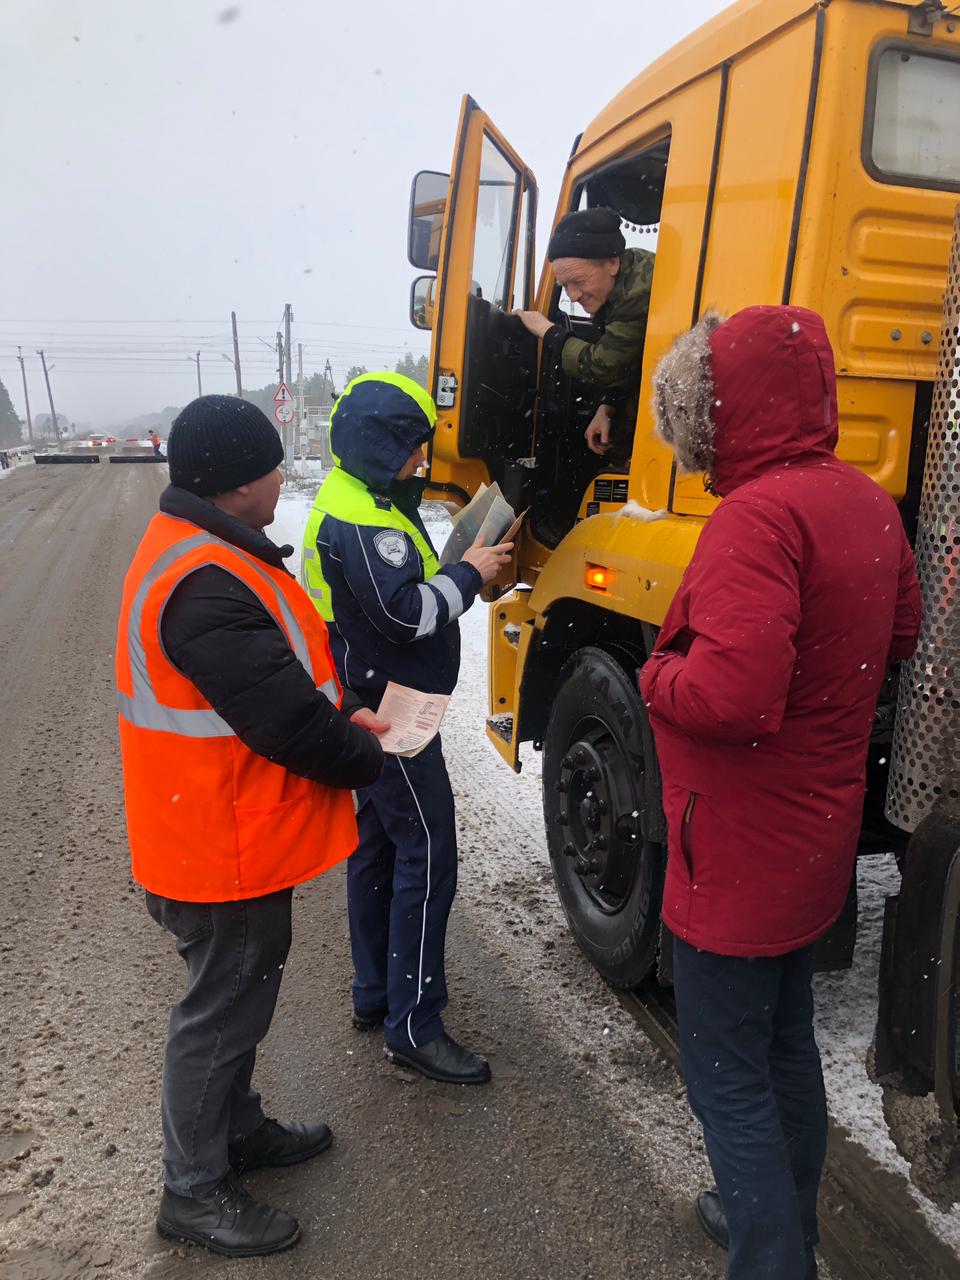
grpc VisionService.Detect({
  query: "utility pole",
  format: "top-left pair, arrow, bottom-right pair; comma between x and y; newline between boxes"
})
284,304 -> 293,387
283,305 -> 294,469
16,347 -> 33,441
195,352 -> 202,397
297,342 -> 304,457
231,311 -> 242,395
37,349 -> 60,442
276,331 -> 284,387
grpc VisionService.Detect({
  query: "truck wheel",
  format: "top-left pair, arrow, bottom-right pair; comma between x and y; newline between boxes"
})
543,646 -> 665,988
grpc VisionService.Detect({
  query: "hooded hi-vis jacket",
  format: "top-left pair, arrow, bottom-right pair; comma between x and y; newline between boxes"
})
116,511 -> 359,902
302,374 -> 482,704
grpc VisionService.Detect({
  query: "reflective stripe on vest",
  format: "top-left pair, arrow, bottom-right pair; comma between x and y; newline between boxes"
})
120,531 -> 338,737
301,468 -> 439,623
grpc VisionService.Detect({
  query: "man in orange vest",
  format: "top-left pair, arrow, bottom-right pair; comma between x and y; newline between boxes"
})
116,395 -> 385,1258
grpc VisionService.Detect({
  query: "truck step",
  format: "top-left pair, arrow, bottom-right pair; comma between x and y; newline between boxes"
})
486,714 -> 514,745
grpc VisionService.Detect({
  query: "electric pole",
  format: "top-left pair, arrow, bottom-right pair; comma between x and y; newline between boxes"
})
284,304 -> 293,386
321,358 -> 335,407
276,332 -> 284,387
231,311 -> 242,395
195,352 -> 202,397
37,349 -> 60,442
17,347 -> 33,441
283,305 -> 294,468
297,342 -> 304,456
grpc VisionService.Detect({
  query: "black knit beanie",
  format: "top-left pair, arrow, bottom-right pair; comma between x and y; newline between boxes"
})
547,207 -> 626,261
167,395 -> 284,496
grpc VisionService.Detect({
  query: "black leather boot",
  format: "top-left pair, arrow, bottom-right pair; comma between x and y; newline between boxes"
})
229,1118 -> 333,1173
694,1190 -> 818,1278
156,1173 -> 299,1257
695,1189 -> 729,1249
385,1031 -> 491,1084
352,1007 -> 387,1032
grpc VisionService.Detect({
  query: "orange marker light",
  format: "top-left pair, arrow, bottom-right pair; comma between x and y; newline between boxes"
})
585,564 -> 610,591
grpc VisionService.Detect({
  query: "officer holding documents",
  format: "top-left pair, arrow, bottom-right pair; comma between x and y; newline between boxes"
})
302,372 -> 511,1084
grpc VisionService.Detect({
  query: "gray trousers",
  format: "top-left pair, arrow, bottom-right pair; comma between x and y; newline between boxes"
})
145,887 -> 293,1195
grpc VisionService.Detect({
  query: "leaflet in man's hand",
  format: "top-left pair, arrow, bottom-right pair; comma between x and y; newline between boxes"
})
374,681 -> 450,757
439,481 -> 521,566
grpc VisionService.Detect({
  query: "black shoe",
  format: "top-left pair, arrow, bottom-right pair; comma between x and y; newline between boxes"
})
385,1031 -> 492,1085
695,1190 -> 729,1250
352,1007 -> 387,1032
228,1118 -> 333,1174
694,1190 -> 818,1279
156,1173 -> 299,1258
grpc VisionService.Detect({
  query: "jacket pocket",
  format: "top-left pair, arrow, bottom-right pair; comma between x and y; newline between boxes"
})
680,792 -> 697,880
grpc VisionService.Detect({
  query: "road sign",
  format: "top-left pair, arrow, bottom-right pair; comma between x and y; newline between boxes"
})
274,382 -> 294,403
275,403 -> 295,426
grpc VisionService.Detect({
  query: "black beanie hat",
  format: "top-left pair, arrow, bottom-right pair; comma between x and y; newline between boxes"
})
167,395 -> 284,496
547,206 -> 626,261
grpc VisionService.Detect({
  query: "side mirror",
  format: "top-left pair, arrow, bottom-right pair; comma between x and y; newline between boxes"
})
410,276 -> 437,331
408,170 -> 449,272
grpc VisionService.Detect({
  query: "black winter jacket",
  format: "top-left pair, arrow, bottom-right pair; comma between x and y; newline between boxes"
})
158,486 -> 383,790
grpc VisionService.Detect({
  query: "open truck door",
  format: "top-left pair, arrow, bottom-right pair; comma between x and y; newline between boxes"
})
407,96 -> 538,510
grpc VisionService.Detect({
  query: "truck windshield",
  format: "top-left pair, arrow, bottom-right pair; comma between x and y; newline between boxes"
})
868,46 -> 960,189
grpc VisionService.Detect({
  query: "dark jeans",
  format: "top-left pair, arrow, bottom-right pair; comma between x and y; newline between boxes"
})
672,936 -> 827,1280
146,888 -> 293,1195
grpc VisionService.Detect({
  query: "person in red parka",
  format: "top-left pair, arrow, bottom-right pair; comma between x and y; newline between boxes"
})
640,305 -> 921,1280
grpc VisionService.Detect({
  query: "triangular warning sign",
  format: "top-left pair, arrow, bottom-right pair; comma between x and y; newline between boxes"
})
274,382 -> 293,403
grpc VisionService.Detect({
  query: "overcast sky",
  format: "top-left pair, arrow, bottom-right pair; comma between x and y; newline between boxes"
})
1,0 -> 729,429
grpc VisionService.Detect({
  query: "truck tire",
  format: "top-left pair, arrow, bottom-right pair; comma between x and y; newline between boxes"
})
543,646 -> 665,988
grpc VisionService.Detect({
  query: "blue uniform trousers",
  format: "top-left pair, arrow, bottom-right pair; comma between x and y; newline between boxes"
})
673,936 -> 826,1280
347,735 -> 457,1049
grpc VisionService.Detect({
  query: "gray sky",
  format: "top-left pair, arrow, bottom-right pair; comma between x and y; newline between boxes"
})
1,0 -> 729,429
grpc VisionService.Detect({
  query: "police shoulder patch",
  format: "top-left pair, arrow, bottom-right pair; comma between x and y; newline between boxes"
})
373,529 -> 409,568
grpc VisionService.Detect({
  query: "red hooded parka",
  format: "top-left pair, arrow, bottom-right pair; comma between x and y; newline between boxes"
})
640,306 -> 921,957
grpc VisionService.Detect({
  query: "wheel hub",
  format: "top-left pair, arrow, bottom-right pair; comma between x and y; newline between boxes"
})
555,727 -> 640,909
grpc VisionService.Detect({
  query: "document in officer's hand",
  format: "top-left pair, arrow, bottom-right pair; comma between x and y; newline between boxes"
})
374,681 -> 451,758
439,481 -> 524,567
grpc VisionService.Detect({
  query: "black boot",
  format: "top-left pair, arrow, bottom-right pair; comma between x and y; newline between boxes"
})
385,1031 -> 491,1085
694,1190 -> 818,1279
156,1173 -> 299,1257
352,1007 -> 387,1032
695,1189 -> 729,1250
229,1118 -> 333,1174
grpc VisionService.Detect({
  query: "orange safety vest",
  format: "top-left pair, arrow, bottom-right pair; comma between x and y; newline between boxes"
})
115,512 -> 359,902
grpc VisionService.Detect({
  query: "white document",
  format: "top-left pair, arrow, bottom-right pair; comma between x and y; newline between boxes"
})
439,481 -> 519,566
374,681 -> 450,758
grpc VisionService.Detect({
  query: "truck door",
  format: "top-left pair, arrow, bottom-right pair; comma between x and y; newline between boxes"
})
410,96 -> 538,508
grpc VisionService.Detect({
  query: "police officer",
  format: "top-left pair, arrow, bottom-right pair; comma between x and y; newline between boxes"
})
116,395 -> 384,1257
302,372 -> 511,1085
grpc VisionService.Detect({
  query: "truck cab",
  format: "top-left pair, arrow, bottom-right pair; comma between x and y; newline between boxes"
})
405,0 -> 960,998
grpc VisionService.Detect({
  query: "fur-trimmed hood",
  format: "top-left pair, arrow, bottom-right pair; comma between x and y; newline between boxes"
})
653,305 -> 839,496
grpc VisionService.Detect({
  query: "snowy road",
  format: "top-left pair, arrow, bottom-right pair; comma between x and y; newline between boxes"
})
0,462 -> 957,1280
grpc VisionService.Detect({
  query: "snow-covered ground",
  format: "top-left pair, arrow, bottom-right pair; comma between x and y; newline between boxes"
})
272,482 -> 960,1254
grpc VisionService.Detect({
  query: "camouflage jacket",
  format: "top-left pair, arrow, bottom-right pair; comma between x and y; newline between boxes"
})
557,247 -> 654,387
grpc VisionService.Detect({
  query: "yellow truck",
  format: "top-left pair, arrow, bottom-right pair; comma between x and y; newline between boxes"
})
406,0 -> 960,1121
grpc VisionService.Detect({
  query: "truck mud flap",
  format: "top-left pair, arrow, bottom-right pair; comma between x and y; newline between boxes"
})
875,807 -> 960,1119
34,455 -> 101,464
